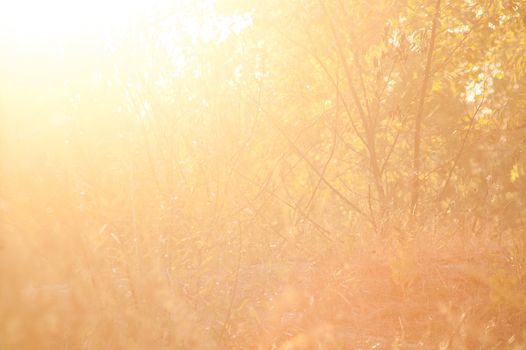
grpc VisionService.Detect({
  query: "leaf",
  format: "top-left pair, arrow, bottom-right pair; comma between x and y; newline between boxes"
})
477,116 -> 490,125
510,164 -> 520,183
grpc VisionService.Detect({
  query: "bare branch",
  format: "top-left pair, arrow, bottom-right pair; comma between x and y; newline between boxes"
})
410,0 -> 442,216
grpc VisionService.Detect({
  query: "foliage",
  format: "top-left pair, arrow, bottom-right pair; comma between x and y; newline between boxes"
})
1,0 -> 525,348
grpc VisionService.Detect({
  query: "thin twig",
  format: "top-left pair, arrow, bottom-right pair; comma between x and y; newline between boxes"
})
438,95 -> 485,200
410,0 -> 442,216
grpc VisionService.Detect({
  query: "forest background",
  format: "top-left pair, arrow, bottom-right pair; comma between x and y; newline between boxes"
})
1,0 -> 525,348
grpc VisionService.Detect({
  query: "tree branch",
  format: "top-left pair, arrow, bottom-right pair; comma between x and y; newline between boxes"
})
410,0 -> 442,217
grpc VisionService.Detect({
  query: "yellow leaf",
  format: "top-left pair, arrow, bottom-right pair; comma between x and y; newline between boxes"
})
510,164 -> 520,183
478,116 -> 490,125
431,80 -> 442,92
494,71 -> 504,79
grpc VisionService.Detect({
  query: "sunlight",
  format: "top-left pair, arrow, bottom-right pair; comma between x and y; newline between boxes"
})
0,0 -> 251,49
0,0 -> 252,125
0,0 -> 147,46
2,0 -> 524,348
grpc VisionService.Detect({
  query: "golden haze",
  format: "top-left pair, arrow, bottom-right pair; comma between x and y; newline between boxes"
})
1,0 -> 525,349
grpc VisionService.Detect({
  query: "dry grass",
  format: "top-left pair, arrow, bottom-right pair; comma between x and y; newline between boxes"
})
1,217 -> 525,349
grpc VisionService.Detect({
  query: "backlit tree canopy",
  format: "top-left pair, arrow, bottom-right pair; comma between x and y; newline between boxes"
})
1,0 -> 525,348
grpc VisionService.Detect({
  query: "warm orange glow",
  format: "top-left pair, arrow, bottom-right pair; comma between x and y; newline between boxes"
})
1,0 -> 525,349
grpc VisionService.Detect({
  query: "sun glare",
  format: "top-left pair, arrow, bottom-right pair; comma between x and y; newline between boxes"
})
0,0 -> 148,46
1,0 -> 525,348
0,0 -> 252,126
0,0 -> 251,50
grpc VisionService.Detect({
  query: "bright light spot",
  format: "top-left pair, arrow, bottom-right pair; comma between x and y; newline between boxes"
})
465,80 -> 484,103
0,0 -> 148,47
0,0 -> 252,50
